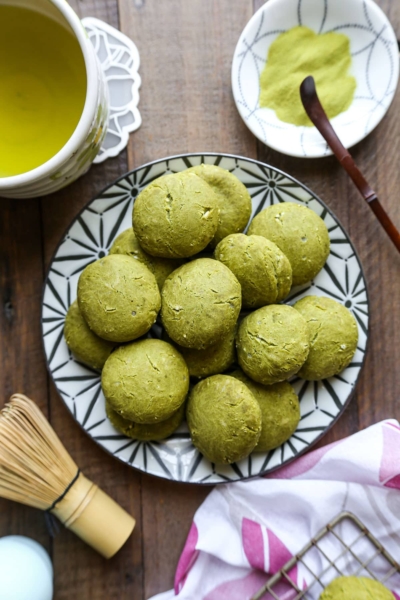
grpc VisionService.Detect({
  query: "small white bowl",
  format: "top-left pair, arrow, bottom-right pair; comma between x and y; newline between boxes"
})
232,0 -> 399,158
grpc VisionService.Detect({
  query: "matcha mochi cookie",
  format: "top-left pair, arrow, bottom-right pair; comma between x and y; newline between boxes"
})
64,300 -> 115,369
106,400 -> 185,441
78,254 -> 161,343
294,295 -> 358,380
170,326 -> 237,379
231,370 -> 300,452
102,339 -> 189,423
214,233 -> 292,307
248,202 -> 330,286
319,576 -> 393,600
187,375 -> 262,464
237,304 -> 310,385
161,258 -> 241,349
109,228 -> 181,290
187,164 -> 252,247
132,171 -> 219,258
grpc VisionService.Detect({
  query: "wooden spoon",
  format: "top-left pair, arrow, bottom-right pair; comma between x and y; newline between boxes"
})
300,75 -> 400,254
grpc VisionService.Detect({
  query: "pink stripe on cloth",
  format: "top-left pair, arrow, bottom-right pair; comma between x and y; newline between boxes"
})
174,522 -> 199,594
267,529 -> 293,573
204,571 -> 298,600
386,474 -> 400,489
241,521 -> 298,582
267,529 -> 298,586
203,571 -> 268,600
242,518 -> 265,571
380,423 -> 400,487
386,423 -> 400,432
265,439 -> 342,480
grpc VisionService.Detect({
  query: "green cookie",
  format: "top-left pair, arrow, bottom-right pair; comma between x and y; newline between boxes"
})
106,400 -> 185,441
319,576 -> 393,600
230,369 -> 300,451
187,374 -> 262,464
215,233 -> 292,308
102,338 -> 189,423
109,227 -> 182,290
168,326 -> 237,379
294,295 -> 358,380
248,202 -> 330,286
64,300 -> 115,369
78,254 -> 160,343
237,304 -> 309,385
161,258 -> 241,349
133,171 -> 219,258
187,163 -> 252,247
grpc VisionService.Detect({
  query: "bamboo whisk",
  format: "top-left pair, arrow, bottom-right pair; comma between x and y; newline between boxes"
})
0,393 -> 79,510
0,394 -> 135,558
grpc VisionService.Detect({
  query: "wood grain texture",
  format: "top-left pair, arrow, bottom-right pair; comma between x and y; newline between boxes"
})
71,0 -> 120,27
0,0 -> 400,598
119,0 -> 256,166
0,197 -> 50,552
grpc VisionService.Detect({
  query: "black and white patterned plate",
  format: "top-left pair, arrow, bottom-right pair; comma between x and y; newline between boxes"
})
42,154 -> 369,484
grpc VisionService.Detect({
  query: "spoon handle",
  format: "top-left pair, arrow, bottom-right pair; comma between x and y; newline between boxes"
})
300,76 -> 400,254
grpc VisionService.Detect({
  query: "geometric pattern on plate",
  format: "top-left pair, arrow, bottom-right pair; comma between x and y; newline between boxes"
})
42,153 -> 369,484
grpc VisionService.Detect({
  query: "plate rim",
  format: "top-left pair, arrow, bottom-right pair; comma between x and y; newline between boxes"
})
42,151 -> 370,485
231,0 -> 400,158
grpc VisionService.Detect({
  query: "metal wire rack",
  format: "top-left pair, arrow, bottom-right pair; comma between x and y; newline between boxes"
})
251,511 -> 400,600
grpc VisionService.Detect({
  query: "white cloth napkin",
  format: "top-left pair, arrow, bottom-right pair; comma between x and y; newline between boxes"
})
150,420 -> 400,600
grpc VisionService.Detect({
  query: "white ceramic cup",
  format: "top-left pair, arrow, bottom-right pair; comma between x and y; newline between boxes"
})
0,0 -> 109,199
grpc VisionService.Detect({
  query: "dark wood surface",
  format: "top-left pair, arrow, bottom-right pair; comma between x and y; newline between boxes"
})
0,1 -> 399,598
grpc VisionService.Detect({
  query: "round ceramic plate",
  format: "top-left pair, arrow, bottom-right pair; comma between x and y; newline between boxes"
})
232,0 -> 399,158
42,153 -> 369,484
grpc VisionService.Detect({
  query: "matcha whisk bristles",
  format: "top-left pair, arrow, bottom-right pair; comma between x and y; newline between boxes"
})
0,394 -> 135,558
0,394 -> 78,510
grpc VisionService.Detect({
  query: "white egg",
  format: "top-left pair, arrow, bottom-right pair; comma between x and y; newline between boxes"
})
0,536 -> 53,600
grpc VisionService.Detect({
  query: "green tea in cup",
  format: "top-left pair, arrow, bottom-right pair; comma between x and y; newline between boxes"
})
0,4 -> 87,177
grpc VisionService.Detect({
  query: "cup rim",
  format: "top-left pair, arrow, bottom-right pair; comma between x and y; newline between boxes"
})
0,0 -> 99,189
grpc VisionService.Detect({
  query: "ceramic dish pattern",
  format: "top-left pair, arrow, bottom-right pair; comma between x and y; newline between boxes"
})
42,154 -> 369,484
232,0 -> 399,158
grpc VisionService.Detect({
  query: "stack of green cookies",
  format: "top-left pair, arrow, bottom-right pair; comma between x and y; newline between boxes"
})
64,164 -> 358,464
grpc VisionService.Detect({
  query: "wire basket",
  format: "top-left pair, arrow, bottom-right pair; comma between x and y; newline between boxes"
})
251,511 -> 400,600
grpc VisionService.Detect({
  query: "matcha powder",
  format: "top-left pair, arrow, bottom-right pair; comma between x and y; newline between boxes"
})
259,26 -> 356,126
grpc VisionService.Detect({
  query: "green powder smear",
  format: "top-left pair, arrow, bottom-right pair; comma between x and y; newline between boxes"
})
259,26 -> 356,127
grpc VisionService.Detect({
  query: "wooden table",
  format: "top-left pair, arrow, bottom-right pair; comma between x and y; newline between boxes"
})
1,1 -> 400,598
